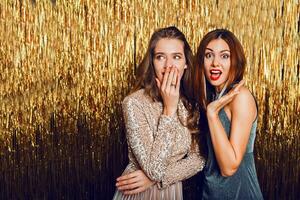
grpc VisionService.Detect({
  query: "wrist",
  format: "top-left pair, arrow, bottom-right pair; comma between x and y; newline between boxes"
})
206,110 -> 219,120
163,108 -> 176,116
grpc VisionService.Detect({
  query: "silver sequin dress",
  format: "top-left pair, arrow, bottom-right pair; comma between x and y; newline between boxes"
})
113,89 -> 205,200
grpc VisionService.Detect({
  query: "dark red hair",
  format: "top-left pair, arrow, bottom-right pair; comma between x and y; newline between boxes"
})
192,29 -> 246,156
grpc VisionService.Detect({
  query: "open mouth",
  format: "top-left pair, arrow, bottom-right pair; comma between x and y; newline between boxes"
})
210,69 -> 222,81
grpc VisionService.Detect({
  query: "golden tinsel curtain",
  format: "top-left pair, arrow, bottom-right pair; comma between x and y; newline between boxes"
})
0,0 -> 299,199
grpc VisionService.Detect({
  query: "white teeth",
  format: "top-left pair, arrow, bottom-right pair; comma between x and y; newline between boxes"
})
210,70 -> 221,74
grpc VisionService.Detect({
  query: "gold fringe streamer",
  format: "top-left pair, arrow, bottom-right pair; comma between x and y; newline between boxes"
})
0,0 -> 299,199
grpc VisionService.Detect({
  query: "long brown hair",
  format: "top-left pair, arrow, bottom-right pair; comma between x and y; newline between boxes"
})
193,29 -> 246,156
132,26 -> 199,136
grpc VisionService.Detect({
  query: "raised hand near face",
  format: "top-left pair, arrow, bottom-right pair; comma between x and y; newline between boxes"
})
155,66 -> 180,117
206,80 -> 245,118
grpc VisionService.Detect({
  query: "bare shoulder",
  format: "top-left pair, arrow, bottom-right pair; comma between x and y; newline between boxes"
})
230,86 -> 257,119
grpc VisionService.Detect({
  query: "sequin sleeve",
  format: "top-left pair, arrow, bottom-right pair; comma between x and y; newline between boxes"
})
122,96 -> 180,182
159,141 -> 206,188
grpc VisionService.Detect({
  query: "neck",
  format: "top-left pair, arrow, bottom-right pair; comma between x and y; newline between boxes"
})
215,80 -> 229,92
214,82 -> 228,100
215,84 -> 226,93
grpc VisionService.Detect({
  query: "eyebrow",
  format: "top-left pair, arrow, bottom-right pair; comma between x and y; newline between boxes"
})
205,48 -> 230,53
154,52 -> 184,55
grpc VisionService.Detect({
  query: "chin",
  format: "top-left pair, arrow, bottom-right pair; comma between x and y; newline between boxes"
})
209,80 -> 226,90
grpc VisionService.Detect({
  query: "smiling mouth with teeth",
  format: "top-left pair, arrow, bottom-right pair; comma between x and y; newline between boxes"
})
210,69 -> 222,81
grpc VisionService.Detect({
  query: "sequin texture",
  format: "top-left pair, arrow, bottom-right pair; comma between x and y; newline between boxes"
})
120,89 -> 205,188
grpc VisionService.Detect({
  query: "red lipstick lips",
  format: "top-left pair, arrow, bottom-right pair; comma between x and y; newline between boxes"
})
210,69 -> 222,81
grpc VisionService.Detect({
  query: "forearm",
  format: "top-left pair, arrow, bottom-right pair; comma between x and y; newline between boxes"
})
124,96 -> 192,182
207,114 -> 238,176
159,153 -> 205,188
128,113 -> 184,182
144,114 -> 186,180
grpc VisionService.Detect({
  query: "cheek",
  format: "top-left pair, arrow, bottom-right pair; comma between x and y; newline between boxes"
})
222,59 -> 231,67
178,65 -> 185,74
204,69 -> 210,79
177,63 -> 187,78
223,61 -> 231,74
153,61 -> 161,72
204,62 -> 210,76
153,62 -> 164,81
204,59 -> 211,69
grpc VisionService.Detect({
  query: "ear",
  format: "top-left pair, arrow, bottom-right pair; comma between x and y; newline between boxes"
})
184,64 -> 187,69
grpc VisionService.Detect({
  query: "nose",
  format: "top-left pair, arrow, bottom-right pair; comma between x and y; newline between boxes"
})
165,57 -> 173,68
212,56 -> 220,67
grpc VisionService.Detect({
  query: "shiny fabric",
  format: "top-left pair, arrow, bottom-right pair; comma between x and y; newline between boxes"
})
113,182 -> 183,200
202,91 -> 263,200
113,89 -> 205,199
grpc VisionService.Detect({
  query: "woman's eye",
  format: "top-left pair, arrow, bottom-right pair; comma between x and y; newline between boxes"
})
222,54 -> 230,59
205,52 -> 213,58
174,55 -> 181,59
155,55 -> 165,60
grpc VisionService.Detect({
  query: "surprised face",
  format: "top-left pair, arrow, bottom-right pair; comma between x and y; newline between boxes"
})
153,38 -> 187,83
204,38 -> 231,92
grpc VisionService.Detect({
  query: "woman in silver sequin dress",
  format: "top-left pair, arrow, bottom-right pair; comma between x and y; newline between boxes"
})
112,26 -> 205,200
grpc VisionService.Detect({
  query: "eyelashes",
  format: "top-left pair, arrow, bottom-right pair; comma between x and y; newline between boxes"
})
204,52 -> 230,59
155,54 -> 183,60
221,54 -> 230,59
205,52 -> 212,59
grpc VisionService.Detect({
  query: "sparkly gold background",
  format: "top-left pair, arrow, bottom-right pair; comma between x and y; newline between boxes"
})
0,0 -> 299,199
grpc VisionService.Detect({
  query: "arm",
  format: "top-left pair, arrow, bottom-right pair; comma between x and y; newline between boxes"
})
123,66 -> 182,181
117,139 -> 206,192
159,141 -> 205,188
159,94 -> 205,188
116,170 -> 155,195
206,86 -> 257,177
118,101 -> 205,190
116,67 -> 185,194
122,96 -> 182,182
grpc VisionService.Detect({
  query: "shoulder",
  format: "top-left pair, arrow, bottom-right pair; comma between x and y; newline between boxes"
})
230,86 -> 257,118
232,86 -> 255,104
122,89 -> 150,108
